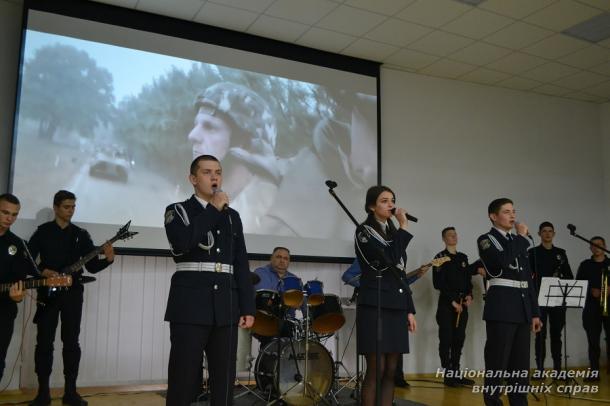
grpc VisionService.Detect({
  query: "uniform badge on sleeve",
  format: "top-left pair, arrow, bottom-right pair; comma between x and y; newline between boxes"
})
357,231 -> 369,243
8,245 -> 17,256
556,254 -> 562,261
479,239 -> 491,250
462,261 -> 466,268
165,210 -> 175,225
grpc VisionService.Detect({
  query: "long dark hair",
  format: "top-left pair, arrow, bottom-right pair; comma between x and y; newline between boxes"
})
363,185 -> 397,239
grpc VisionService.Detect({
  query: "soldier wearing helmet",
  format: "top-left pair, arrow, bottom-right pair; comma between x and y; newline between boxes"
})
187,82 -> 280,232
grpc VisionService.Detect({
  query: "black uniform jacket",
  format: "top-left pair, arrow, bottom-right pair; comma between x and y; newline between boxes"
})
0,231 -> 32,314
164,195 -> 255,326
478,228 -> 540,323
529,245 -> 573,294
355,224 -> 416,313
432,249 -> 476,304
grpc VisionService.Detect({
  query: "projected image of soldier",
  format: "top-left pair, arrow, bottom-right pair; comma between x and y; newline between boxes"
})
260,92 -> 377,240
187,82 -> 281,233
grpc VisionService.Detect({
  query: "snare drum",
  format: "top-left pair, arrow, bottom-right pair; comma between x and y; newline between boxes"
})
311,294 -> 345,335
252,289 -> 282,337
304,280 -> 324,306
281,276 -> 303,308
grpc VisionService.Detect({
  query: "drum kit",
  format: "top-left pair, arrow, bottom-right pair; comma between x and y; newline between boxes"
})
249,278 -> 348,406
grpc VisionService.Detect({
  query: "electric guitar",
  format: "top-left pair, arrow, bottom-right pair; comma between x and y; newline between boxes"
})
40,221 -> 137,300
0,275 -> 72,294
404,255 -> 451,280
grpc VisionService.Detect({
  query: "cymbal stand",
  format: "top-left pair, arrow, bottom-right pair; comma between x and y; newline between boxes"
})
331,316 -> 361,397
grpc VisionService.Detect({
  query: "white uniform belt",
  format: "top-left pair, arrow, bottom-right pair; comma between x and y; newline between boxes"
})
488,278 -> 528,289
176,262 -> 233,273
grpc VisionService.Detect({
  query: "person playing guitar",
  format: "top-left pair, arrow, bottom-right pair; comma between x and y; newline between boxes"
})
28,190 -> 115,406
0,193 -> 34,382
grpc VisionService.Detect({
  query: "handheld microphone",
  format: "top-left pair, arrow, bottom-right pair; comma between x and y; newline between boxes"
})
515,221 -> 533,240
212,186 -> 228,211
390,207 -> 418,223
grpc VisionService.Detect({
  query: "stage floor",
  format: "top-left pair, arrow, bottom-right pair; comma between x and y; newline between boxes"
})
1,372 -> 609,405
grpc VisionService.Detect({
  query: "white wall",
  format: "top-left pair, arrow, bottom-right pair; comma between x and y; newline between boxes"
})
1,0 -> 609,391
381,67 -> 606,374
602,102 -> 610,224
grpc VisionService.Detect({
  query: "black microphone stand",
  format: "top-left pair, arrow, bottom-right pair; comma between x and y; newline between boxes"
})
326,181 -> 381,406
567,224 -> 610,255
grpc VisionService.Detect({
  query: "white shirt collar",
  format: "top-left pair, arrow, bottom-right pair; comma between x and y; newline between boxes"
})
377,220 -> 388,232
194,194 -> 209,208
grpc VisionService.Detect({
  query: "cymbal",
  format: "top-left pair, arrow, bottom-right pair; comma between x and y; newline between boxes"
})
250,272 -> 261,285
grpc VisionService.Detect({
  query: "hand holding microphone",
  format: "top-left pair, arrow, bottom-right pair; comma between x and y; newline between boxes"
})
515,221 -> 531,239
211,185 -> 229,211
390,207 -> 418,224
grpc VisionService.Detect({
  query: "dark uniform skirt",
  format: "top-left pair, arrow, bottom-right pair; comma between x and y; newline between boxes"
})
357,304 -> 410,354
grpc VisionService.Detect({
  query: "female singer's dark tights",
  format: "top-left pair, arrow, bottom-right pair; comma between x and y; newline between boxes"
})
361,352 -> 399,406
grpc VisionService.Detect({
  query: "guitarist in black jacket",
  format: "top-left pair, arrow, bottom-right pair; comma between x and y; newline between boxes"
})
28,190 -> 114,406
0,193 -> 28,381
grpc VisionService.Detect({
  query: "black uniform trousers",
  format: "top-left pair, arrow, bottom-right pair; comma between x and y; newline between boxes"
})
167,322 -> 238,406
484,321 -> 530,406
535,307 -> 565,371
0,304 -> 17,380
34,287 -> 84,381
437,302 -> 468,371
582,308 -> 610,371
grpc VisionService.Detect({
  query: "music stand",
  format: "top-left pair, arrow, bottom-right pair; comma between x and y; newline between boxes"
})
537,277 -> 587,391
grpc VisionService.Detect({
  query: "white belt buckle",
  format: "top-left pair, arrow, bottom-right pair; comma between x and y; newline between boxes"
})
215,262 -> 222,272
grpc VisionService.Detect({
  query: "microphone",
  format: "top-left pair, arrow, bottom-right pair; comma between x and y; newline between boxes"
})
390,207 -> 418,223
567,224 -> 576,235
325,180 -> 338,189
212,186 -> 228,211
515,221 -> 534,241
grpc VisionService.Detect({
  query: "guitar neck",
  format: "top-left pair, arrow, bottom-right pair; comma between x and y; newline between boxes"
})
64,235 -> 118,274
0,278 -> 51,293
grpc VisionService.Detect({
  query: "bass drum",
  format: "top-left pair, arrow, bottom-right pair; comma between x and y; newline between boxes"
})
255,338 -> 334,405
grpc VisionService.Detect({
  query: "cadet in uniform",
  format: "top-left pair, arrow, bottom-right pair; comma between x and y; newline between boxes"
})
29,190 -> 115,406
164,155 -> 255,406
0,193 -> 28,381
478,198 -> 541,406
576,236 -> 610,381
529,221 -> 573,375
433,227 -> 483,386
355,185 -> 416,406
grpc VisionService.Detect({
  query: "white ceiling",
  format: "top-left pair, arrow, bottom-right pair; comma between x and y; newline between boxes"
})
88,0 -> 610,103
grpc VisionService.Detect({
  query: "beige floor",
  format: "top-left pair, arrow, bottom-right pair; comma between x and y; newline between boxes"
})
1,374 -> 609,405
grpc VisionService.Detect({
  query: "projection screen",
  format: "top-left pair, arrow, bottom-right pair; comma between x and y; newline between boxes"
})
9,6 -> 379,259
